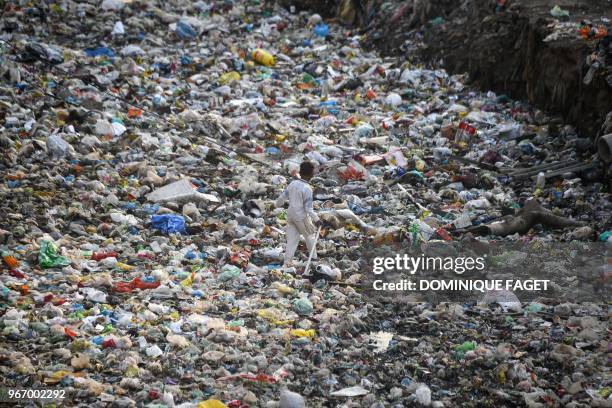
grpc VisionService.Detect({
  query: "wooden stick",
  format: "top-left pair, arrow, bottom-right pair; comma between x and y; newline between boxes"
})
304,226 -> 321,276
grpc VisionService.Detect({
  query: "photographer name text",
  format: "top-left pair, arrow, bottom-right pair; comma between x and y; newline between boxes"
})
372,279 -> 550,292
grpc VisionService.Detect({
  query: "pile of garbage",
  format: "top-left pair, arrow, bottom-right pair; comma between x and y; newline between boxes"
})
348,0 -> 612,140
0,0 -> 610,406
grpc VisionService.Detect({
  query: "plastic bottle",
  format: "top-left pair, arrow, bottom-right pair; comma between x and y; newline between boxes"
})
315,264 -> 341,280
251,49 -> 275,66
535,172 -> 546,189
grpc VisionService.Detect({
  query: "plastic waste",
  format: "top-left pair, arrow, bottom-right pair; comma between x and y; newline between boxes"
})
147,179 -> 219,204
315,264 -> 342,280
150,214 -> 186,234
0,3 -> 607,407
550,5 -> 570,19
112,21 -> 125,36
330,386 -> 369,397
218,265 -> 241,282
47,134 -> 71,159
415,384 -> 432,406
39,240 -> 70,269
176,20 -> 198,39
251,48 -> 275,66
84,47 -> 115,58
385,93 -> 402,107
535,172 -> 546,189
279,389 -> 306,408
198,400 -> 227,408
292,298 -> 314,316
2,252 -> 19,269
313,23 -> 329,38
218,71 -> 241,85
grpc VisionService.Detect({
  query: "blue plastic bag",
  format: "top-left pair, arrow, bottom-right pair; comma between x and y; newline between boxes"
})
265,146 -> 280,155
176,21 -> 197,39
151,214 -> 186,234
313,23 -> 329,38
84,47 -> 115,58
318,100 -> 339,115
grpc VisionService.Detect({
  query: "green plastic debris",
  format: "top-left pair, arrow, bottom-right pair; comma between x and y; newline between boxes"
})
598,231 -> 612,242
454,341 -> 476,358
218,264 -> 241,282
39,240 -> 70,268
292,298 -> 313,316
599,387 -> 612,398
302,73 -> 315,84
227,319 -> 245,327
524,302 -> 543,314
550,5 -> 569,19
455,341 -> 476,352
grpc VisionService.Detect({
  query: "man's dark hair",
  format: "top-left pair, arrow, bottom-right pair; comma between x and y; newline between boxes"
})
300,161 -> 315,178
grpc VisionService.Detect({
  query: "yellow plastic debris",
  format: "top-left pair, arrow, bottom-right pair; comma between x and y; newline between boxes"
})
180,271 -> 195,287
115,261 -> 133,271
290,329 -> 316,338
218,71 -> 241,85
197,399 -> 227,408
257,308 -> 293,326
44,370 -> 72,384
251,48 -> 275,66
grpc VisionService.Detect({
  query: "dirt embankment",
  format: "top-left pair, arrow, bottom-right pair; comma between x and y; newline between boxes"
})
282,0 -> 612,139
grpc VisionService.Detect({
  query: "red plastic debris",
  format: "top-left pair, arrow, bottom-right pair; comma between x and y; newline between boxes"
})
64,327 -> 77,338
230,248 -> 251,268
91,251 -> 118,261
8,269 -> 26,279
102,338 -> 117,348
113,277 -> 160,293
238,373 -> 277,383
338,165 -> 365,181
436,228 -> 453,241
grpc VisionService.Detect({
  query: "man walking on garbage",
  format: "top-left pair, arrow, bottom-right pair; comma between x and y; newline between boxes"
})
275,161 -> 320,266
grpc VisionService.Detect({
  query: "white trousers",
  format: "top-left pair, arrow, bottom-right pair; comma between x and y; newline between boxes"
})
284,217 -> 317,265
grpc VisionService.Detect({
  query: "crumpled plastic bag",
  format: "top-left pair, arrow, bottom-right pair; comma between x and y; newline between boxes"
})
150,214 -> 186,234
292,298 -> 314,316
176,20 -> 198,39
218,264 -> 241,282
47,134 -> 72,159
550,5 -> 569,19
39,240 -> 70,269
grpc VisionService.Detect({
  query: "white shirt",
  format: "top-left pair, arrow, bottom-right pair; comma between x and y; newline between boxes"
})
275,179 -> 319,222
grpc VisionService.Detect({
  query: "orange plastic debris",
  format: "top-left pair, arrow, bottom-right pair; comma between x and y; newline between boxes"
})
127,107 -> 142,118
